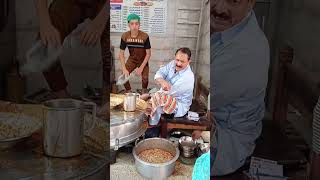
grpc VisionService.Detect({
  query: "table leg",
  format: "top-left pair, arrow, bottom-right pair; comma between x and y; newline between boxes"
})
161,120 -> 167,138
309,151 -> 320,180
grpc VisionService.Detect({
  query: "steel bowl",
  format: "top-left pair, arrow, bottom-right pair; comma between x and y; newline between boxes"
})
179,136 -> 197,158
133,138 -> 180,180
199,143 -> 210,156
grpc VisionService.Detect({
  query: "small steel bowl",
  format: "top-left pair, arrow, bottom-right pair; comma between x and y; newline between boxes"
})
199,143 -> 210,153
179,136 -> 197,147
179,136 -> 197,158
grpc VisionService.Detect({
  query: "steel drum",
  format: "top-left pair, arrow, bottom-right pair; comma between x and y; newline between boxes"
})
110,109 -> 147,150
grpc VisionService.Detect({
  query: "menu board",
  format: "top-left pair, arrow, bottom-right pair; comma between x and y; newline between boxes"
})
110,0 -> 167,34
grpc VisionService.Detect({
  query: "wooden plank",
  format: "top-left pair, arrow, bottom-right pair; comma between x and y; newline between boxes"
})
286,63 -> 320,110
194,76 -> 202,99
177,21 -> 200,25
272,46 -> 320,179
175,35 -> 198,38
310,152 -> 320,180
177,8 -> 201,11
166,117 -> 211,126
273,46 -> 293,128
167,123 -> 209,130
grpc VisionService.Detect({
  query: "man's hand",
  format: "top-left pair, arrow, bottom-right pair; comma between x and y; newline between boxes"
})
156,78 -> 171,91
97,102 -> 109,117
80,17 -> 105,46
140,93 -> 150,101
35,0 -> 61,48
122,67 -> 130,77
135,66 -> 143,76
192,130 -> 203,140
145,101 -> 152,116
80,1 -> 107,46
161,80 -> 171,91
39,21 -> 61,48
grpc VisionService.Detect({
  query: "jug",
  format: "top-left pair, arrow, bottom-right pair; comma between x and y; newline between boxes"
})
42,99 -> 96,158
123,93 -> 140,112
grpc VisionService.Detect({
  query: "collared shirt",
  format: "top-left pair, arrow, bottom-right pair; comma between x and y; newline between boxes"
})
154,60 -> 195,117
211,11 -> 270,175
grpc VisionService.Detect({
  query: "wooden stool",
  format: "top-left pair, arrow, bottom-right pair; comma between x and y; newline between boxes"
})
160,113 -> 212,138
159,75 -> 211,138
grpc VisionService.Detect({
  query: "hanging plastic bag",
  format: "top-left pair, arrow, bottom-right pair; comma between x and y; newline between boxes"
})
116,69 -> 137,86
20,40 -> 62,75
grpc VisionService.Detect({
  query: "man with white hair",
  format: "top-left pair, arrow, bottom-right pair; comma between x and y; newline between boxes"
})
193,0 -> 270,176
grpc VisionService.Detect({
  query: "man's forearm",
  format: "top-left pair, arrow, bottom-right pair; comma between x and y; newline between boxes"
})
155,78 -> 165,85
119,53 -> 126,69
139,49 -> 151,69
95,2 -> 108,24
34,0 -> 50,23
140,53 -> 151,69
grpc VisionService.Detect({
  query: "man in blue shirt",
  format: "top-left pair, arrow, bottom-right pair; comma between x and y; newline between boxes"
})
193,0 -> 270,176
149,48 -> 195,125
143,48 -> 195,137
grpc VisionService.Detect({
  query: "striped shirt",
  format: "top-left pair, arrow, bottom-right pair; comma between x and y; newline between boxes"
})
120,30 -> 151,62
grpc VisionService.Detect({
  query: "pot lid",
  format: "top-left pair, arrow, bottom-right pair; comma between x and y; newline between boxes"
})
110,109 -> 146,126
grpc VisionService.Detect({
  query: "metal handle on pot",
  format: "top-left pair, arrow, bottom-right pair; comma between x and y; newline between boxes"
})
115,138 -> 119,151
135,138 -> 140,146
83,101 -> 97,134
134,135 -> 145,146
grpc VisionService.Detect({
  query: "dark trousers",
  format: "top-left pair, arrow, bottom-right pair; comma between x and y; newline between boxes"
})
123,58 -> 149,91
42,0 -> 110,91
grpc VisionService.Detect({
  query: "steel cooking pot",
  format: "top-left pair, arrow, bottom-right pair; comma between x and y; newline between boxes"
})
110,109 -> 147,150
133,138 -> 180,180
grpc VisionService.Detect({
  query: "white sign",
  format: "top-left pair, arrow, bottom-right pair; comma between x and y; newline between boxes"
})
110,0 -> 167,34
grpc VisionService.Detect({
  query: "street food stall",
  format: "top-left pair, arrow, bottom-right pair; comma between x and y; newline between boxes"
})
109,80 -> 211,179
109,0 -> 211,177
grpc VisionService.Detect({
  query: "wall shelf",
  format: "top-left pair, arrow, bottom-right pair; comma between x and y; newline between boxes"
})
177,21 -> 200,25
177,8 -> 201,11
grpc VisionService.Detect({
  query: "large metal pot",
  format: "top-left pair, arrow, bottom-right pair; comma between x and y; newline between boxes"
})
110,109 -> 147,150
133,138 -> 180,180
43,99 -> 96,158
